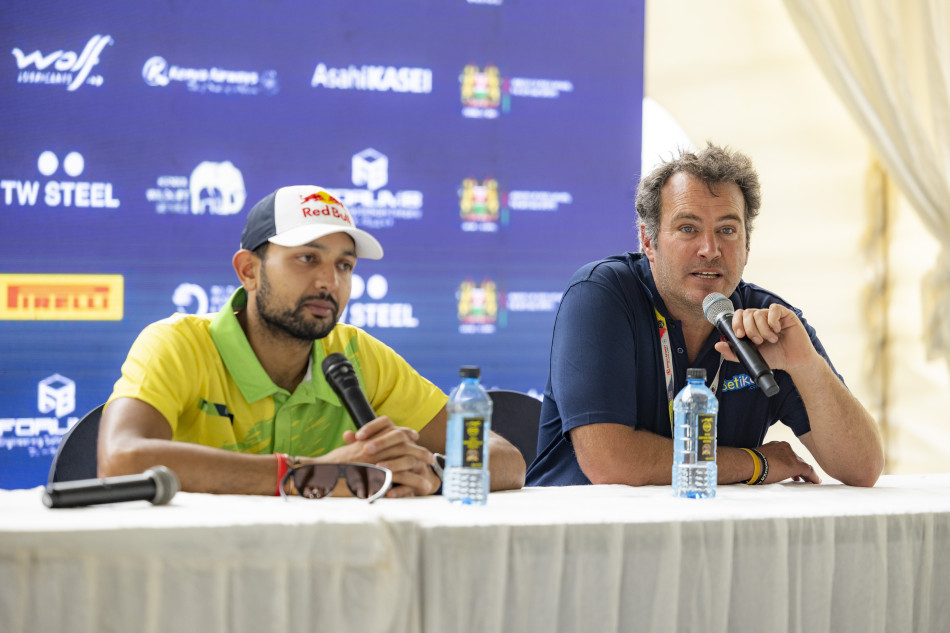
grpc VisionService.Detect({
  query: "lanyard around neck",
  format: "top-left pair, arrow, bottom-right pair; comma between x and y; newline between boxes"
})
654,307 -> 722,431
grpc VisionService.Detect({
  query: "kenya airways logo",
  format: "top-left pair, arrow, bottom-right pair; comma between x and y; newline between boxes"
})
300,191 -> 352,225
11,34 -> 112,91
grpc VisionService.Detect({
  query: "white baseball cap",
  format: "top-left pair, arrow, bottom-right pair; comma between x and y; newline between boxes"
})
241,185 -> 383,259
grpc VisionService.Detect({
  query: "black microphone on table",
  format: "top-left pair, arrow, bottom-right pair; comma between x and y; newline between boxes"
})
702,292 -> 780,397
322,353 -> 377,428
43,465 -> 179,509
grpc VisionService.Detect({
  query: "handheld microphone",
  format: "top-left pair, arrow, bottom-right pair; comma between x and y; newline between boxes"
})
43,465 -> 179,509
702,292 -> 780,397
322,353 -> 377,428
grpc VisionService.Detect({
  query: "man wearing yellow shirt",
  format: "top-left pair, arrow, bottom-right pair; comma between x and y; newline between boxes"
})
99,185 -> 526,497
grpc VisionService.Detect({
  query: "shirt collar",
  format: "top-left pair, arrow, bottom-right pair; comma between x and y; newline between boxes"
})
631,252 -> 675,320
209,287 -> 329,404
631,251 -> 745,365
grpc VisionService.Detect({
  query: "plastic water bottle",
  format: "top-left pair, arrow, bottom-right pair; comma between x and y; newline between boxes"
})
444,366 -> 492,505
672,368 -> 718,499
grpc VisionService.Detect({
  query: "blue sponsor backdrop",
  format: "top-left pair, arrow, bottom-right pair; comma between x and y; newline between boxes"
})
0,1 -> 645,488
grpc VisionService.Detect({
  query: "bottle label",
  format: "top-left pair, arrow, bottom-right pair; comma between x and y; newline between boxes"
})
459,416 -> 486,468
697,414 -> 715,462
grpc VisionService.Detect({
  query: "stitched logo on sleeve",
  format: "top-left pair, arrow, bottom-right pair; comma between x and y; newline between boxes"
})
198,398 -> 234,424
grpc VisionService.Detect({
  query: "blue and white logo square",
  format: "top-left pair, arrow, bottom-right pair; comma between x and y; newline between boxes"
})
352,149 -> 388,191
37,374 -> 76,419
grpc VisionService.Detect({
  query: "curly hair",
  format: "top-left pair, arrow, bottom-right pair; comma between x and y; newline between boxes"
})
635,143 -> 761,248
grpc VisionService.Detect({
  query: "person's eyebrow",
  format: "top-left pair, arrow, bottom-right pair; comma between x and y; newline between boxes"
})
670,211 -> 742,224
301,241 -> 358,259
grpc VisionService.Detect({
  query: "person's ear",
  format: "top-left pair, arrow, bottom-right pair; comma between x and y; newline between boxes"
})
233,249 -> 260,291
639,223 -> 655,261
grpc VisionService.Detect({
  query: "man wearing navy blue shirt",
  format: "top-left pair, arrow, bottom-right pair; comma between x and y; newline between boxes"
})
526,144 -> 884,488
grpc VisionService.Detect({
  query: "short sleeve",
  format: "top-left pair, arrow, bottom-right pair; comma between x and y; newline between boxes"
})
550,277 -> 642,437
107,317 -> 205,431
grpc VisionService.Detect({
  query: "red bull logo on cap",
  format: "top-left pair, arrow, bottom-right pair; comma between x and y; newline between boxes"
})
299,191 -> 352,225
301,190 -> 341,205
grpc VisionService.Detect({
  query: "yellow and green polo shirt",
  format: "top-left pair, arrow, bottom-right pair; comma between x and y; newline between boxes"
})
108,288 -> 447,456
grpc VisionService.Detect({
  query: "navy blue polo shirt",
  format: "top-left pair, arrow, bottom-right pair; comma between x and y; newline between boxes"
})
525,252 -> 841,487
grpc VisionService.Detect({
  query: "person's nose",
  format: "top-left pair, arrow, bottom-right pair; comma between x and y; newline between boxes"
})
697,230 -> 720,260
314,262 -> 340,292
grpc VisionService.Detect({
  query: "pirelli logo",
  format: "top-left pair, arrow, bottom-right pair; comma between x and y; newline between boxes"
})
0,274 -> 124,320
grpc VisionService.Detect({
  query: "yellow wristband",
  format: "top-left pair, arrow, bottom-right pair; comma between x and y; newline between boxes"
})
740,447 -> 761,485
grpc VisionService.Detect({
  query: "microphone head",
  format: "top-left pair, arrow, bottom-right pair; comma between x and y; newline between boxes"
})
702,292 -> 735,325
145,465 -> 179,505
321,352 -> 350,377
321,352 -> 376,428
322,353 -> 359,387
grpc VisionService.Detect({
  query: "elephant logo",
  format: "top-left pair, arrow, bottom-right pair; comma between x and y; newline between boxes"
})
189,161 -> 246,215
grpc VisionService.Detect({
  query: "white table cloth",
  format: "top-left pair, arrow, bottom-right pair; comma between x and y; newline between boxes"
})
2,474 -> 949,633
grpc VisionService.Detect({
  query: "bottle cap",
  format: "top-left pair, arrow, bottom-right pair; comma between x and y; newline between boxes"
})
686,368 -> 706,380
459,366 -> 480,379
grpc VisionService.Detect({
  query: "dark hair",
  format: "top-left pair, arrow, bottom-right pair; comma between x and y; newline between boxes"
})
635,143 -> 761,248
253,242 -> 270,260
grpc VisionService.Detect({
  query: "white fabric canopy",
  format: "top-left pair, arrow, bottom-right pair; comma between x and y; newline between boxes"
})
782,0 -> 950,368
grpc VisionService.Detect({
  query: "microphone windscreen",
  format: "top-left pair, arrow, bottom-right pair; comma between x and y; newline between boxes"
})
322,353 -> 352,381
147,465 -> 180,505
703,292 -> 734,325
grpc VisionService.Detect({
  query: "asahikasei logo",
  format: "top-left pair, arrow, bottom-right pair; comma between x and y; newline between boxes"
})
11,34 -> 112,91
1,150 -> 120,209
311,62 -> 432,94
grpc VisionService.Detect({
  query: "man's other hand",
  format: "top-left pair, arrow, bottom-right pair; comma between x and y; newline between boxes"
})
338,416 -> 439,497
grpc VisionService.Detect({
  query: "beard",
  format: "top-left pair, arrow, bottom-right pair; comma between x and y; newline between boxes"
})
255,266 -> 339,342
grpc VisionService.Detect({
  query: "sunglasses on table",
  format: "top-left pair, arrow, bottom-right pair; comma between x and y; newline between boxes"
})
279,462 -> 393,504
